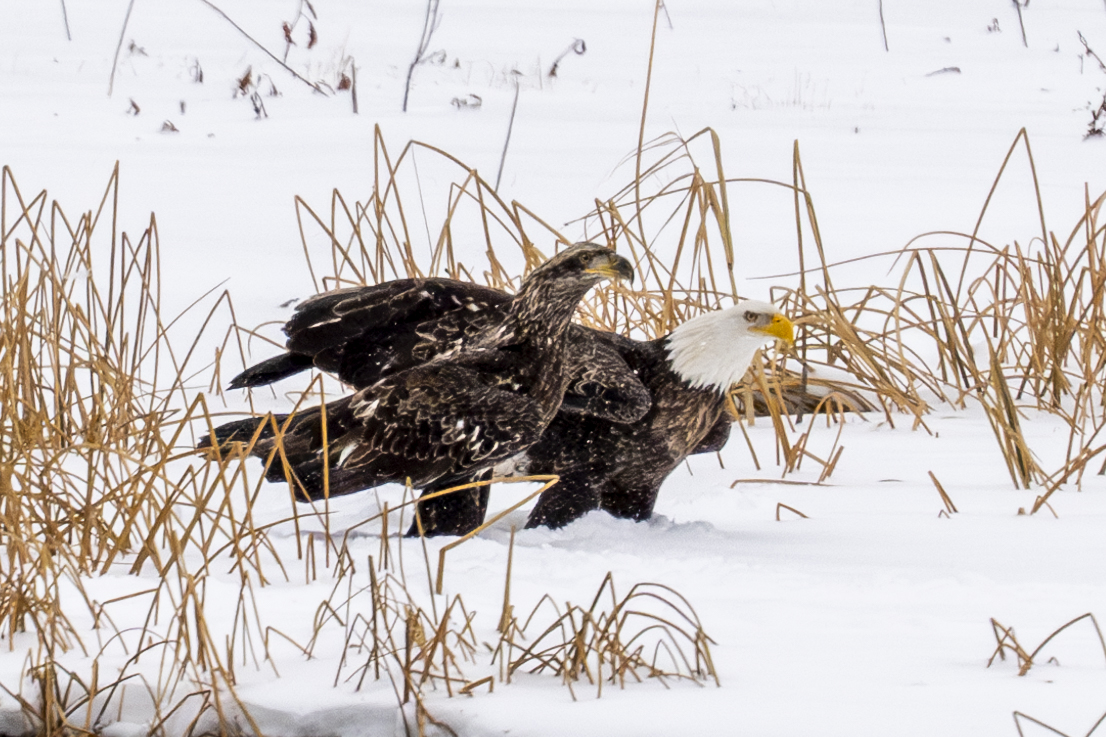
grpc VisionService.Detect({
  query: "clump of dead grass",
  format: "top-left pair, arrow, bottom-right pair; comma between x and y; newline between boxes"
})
494,570 -> 718,698
988,612 -> 1106,677
0,158 -> 719,737
10,113 -> 1106,735
0,166 -> 474,736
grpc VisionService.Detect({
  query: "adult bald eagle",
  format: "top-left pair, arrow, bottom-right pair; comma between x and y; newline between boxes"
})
520,301 -> 794,528
200,243 -> 636,532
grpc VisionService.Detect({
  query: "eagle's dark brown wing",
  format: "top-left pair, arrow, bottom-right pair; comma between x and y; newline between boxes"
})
227,278 -> 651,423
201,363 -> 545,500
561,327 -> 652,423
227,279 -> 508,389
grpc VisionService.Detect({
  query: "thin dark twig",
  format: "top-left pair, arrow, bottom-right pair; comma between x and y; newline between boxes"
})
1079,32 -> 1106,73
878,0 -> 889,52
548,39 -> 586,77
496,80 -> 521,191
403,0 -> 441,112
1027,612 -> 1106,667
60,0 -> 72,41
1012,711 -> 1072,737
1013,0 -> 1028,48
635,0 -> 664,249
195,0 -> 328,95
107,0 -> 137,96
351,62 -> 359,115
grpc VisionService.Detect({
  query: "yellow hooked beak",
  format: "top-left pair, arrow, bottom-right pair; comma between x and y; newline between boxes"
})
753,313 -> 795,345
584,252 -> 636,285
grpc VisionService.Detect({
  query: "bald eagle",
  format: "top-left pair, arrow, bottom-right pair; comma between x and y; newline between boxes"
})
200,243 -> 635,530
521,301 -> 794,528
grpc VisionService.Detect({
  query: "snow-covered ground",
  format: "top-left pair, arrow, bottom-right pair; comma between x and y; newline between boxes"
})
4,1 -> 1106,735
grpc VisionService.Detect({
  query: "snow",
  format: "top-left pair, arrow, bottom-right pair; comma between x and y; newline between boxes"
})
4,0 -> 1106,735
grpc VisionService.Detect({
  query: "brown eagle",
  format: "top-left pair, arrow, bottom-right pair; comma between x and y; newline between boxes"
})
200,243 -> 636,535
224,274 -> 650,425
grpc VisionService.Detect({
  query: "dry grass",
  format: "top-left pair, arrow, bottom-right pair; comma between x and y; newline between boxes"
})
1013,709 -> 1106,737
0,160 -> 726,736
987,612 -> 1106,677
286,123 -> 1106,499
0,165 -> 478,735
6,114 -> 1106,735
1,164 -> 258,734
495,571 -> 718,699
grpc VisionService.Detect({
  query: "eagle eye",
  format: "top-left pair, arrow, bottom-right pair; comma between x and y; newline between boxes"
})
744,310 -> 758,323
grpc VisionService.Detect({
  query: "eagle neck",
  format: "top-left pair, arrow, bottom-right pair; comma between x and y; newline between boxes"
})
508,277 -> 593,344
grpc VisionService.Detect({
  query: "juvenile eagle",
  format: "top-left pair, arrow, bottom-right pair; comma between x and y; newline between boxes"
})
200,243 -> 635,533
225,275 -> 650,424
521,301 -> 794,529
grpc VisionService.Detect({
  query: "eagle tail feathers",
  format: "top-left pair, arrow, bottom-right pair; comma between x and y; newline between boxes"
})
227,352 -> 314,389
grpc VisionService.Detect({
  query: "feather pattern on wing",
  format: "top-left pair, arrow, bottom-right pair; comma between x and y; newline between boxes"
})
226,277 -> 651,422
200,243 -> 636,536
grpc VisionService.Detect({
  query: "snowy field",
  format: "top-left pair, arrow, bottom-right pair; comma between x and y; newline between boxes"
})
4,1 -> 1106,735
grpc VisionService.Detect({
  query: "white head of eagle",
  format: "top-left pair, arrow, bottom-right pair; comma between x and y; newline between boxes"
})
665,299 -> 794,393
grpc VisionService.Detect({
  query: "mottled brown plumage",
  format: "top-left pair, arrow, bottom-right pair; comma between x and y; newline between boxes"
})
225,275 -> 650,424
200,244 -> 636,534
